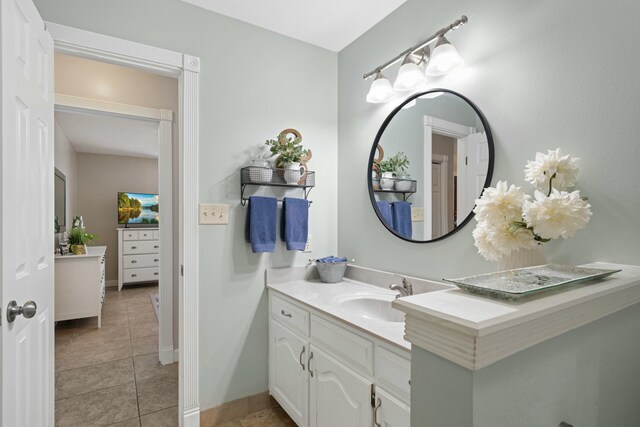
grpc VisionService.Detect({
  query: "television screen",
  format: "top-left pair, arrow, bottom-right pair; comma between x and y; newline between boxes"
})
118,192 -> 159,224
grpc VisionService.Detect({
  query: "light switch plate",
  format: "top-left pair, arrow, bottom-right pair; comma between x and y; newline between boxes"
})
199,203 -> 228,225
411,207 -> 424,222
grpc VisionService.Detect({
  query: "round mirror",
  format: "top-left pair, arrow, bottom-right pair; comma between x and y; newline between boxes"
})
368,89 -> 494,243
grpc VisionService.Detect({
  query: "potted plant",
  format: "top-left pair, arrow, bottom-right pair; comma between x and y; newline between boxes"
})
68,227 -> 97,255
378,152 -> 410,190
265,129 -> 311,184
391,152 -> 412,191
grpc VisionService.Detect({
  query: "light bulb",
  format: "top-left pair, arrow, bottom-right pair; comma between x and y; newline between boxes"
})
425,37 -> 464,76
366,71 -> 396,103
393,54 -> 427,92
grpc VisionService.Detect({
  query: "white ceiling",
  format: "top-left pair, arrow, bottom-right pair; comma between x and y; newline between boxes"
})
181,0 -> 407,52
55,112 -> 159,159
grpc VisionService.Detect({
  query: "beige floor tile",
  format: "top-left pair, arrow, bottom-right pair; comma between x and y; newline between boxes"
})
55,382 -> 139,427
140,406 -> 178,427
106,417 -> 140,427
130,320 -> 158,339
56,358 -> 134,400
132,335 -> 159,357
60,340 -> 132,371
201,397 -> 249,426
136,370 -> 179,415
237,407 -> 295,427
134,354 -> 178,381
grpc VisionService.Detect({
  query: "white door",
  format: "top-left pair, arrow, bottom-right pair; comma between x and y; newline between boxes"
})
457,132 -> 488,224
269,320 -> 309,427
1,0 -> 54,425
309,346 -> 372,427
374,388 -> 410,427
431,163 -> 442,239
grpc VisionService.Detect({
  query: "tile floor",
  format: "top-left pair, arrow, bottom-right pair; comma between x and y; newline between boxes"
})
55,284 -> 177,427
55,283 -> 295,427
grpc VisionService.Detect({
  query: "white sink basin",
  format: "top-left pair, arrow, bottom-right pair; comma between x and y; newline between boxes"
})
339,296 -> 405,323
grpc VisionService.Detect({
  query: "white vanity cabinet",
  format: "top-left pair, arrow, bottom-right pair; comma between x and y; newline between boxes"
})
269,291 -> 410,427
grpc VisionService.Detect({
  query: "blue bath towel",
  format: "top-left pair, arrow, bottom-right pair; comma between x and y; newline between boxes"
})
281,197 -> 309,251
392,201 -> 412,239
247,196 -> 278,253
317,256 -> 348,263
376,201 -> 393,225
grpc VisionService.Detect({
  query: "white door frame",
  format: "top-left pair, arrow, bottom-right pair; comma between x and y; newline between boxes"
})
423,115 -> 475,239
46,23 -> 201,426
431,154 -> 449,238
54,94 -> 175,365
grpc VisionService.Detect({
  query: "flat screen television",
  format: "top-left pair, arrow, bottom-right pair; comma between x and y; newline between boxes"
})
118,192 -> 159,225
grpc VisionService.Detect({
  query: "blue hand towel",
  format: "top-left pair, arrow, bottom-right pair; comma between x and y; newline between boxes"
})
317,256 -> 348,263
281,197 -> 309,251
247,196 -> 278,253
376,201 -> 393,225
392,201 -> 412,239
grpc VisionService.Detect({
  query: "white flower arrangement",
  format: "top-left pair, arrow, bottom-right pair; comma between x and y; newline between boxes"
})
473,149 -> 592,262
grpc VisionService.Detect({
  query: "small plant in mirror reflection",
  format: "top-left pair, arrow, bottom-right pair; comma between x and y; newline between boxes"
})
473,149 -> 591,262
377,152 -> 410,177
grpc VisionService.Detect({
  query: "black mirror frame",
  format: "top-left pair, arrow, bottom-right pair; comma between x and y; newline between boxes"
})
367,88 -> 495,244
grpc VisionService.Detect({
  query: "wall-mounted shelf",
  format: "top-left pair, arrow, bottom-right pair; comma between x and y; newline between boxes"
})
240,166 -> 315,206
373,178 -> 417,201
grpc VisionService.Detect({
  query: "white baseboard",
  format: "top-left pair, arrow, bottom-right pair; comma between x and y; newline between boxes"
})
174,348 -> 179,362
160,346 -> 175,365
183,406 -> 200,427
106,280 -> 118,288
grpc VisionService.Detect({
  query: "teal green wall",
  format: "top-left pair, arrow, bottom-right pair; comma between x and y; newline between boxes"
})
34,0 -> 338,410
338,0 -> 640,278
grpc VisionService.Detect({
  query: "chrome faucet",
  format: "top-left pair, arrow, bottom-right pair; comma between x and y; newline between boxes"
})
389,275 -> 413,298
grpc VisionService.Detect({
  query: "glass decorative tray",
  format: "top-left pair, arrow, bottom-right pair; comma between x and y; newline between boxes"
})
443,264 -> 621,300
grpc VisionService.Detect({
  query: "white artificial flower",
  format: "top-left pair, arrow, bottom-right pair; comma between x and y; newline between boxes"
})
523,189 -> 592,240
524,148 -> 579,192
486,221 -> 537,256
474,181 -> 528,224
472,223 -> 503,262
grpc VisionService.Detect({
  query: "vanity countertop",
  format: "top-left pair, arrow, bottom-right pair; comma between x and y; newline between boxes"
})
267,278 -> 410,352
55,245 -> 106,259
392,262 -> 640,370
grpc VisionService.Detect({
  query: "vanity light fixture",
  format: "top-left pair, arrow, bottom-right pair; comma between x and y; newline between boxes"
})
393,53 -> 427,92
366,71 -> 397,104
364,15 -> 468,104
424,36 -> 464,76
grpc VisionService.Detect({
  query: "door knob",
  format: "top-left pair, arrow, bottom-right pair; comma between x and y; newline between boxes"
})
6,300 -> 37,323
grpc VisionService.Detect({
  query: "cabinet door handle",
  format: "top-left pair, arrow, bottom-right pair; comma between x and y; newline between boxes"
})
154,245 -> 159,249
154,259 -> 159,262
280,310 -> 292,318
373,397 -> 382,427
131,260 -> 137,263
154,272 -> 159,276
299,346 -> 306,371
131,246 -> 137,249
308,351 -> 314,377
131,274 -> 137,277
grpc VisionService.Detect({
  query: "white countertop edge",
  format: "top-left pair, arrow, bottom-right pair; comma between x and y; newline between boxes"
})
267,279 -> 411,352
393,262 -> 640,370
55,245 -> 107,259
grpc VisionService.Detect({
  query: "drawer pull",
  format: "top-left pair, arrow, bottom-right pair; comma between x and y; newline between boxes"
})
154,272 -> 159,276
154,259 -> 159,262
374,398 -> 382,427
131,274 -> 137,277
131,260 -> 137,264
131,246 -> 137,249
299,346 -> 306,371
280,310 -> 292,318
308,351 -> 314,378
154,245 -> 159,249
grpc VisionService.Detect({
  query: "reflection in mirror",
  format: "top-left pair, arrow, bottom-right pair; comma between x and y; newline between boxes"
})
55,168 -> 66,228
369,90 -> 493,242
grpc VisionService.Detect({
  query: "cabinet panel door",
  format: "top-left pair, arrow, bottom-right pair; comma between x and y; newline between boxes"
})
375,388 -> 410,427
309,346 -> 372,427
270,319 -> 309,427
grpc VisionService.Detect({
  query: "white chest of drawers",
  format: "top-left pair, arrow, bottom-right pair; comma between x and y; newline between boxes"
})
117,228 -> 160,291
55,246 -> 107,327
